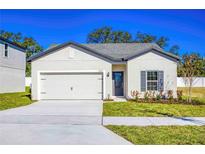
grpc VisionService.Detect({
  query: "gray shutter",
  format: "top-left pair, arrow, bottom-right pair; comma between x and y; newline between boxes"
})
141,71 -> 146,92
158,71 -> 164,91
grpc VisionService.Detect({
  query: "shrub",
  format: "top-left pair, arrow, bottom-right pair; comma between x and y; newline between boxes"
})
144,92 -> 149,101
177,90 -> 183,101
131,90 -> 139,102
156,94 -> 161,101
151,91 -> 155,100
167,90 -> 174,102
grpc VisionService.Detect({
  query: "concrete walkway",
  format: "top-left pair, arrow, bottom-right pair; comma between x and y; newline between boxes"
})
103,117 -> 205,126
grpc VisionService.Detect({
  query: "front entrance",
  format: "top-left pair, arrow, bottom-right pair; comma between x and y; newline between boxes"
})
112,72 -> 124,96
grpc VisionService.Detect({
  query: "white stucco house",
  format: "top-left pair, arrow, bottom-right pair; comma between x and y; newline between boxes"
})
0,37 -> 26,93
27,42 -> 179,100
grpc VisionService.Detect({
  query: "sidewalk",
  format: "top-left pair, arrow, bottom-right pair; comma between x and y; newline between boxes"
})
103,117 -> 205,126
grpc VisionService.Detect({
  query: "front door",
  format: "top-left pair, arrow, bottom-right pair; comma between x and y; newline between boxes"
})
112,72 -> 124,96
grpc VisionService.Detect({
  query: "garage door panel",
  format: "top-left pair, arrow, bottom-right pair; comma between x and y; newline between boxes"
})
40,73 -> 103,100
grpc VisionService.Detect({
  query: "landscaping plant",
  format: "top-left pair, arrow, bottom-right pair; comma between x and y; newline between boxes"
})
178,53 -> 203,103
177,90 -> 183,101
167,90 -> 174,102
131,90 -> 139,102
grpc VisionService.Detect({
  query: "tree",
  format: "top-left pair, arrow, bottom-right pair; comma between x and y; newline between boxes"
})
135,32 -> 156,43
87,27 -> 178,53
156,36 -> 169,48
112,31 -> 132,43
198,58 -> 205,77
0,30 -> 13,39
22,37 -> 43,58
0,29 -> 43,76
135,32 -> 169,48
11,32 -> 22,44
169,45 -> 180,56
178,53 -> 202,103
87,27 -> 132,43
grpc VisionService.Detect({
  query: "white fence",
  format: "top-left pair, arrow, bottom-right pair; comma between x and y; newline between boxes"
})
177,77 -> 205,87
25,77 -> 205,87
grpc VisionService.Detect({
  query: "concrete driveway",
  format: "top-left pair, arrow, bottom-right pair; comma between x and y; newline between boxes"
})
0,100 -> 131,145
0,124 -> 131,145
0,100 -> 103,125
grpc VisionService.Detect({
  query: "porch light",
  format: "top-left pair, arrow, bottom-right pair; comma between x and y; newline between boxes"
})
107,72 -> 110,77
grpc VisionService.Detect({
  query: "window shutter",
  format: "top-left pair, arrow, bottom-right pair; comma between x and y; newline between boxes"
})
141,71 -> 146,92
158,71 -> 164,91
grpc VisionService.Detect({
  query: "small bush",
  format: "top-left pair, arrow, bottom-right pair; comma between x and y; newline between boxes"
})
167,90 -> 174,102
144,92 -> 149,101
156,94 -> 161,101
177,90 -> 183,101
131,90 -> 139,102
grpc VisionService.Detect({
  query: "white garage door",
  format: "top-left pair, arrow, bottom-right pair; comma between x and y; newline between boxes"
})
40,72 -> 103,100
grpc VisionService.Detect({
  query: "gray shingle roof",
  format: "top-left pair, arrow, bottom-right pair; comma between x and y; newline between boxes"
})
82,43 -> 165,61
27,41 -> 179,62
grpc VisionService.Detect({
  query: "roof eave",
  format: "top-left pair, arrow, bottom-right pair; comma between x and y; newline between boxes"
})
27,41 -> 116,63
0,37 -> 26,51
126,47 -> 180,62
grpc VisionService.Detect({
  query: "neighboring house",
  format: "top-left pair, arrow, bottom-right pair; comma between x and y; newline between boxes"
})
27,42 -> 179,100
0,37 -> 26,93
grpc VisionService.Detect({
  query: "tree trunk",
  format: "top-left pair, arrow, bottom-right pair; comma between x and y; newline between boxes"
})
188,80 -> 192,103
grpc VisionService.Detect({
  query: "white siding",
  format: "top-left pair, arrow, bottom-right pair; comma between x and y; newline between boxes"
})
127,51 -> 177,98
31,46 -> 112,100
0,42 -> 25,93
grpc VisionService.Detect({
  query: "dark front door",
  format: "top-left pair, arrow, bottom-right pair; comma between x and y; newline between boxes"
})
112,72 -> 124,96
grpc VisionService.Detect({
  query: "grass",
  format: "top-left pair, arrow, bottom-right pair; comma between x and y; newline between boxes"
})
178,87 -> 205,98
103,102 -> 205,117
106,125 -> 205,145
0,87 -> 33,111
178,87 -> 205,104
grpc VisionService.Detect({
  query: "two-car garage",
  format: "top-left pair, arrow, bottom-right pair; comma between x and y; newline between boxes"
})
39,72 -> 103,100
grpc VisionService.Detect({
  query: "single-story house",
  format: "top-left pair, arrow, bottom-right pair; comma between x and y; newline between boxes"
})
27,42 -> 179,100
0,37 -> 26,93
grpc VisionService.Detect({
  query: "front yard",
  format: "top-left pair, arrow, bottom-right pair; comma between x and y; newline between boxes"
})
104,87 -> 205,117
103,102 -> 205,117
0,87 -> 33,111
106,125 -> 205,144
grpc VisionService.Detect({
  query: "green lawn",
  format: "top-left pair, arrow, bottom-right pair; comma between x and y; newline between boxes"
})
0,87 -> 33,111
106,125 -> 205,145
178,87 -> 205,104
103,102 -> 205,117
178,87 -> 205,98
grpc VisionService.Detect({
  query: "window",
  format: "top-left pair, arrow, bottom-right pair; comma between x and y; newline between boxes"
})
147,71 -> 158,91
4,44 -> 8,57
